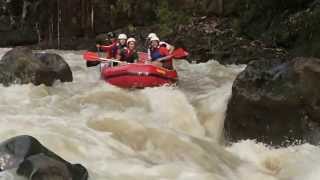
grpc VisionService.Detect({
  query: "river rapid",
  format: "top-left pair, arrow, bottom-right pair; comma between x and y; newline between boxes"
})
0,48 -> 319,180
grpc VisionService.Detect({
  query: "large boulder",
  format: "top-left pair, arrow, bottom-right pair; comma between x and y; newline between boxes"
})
0,47 -> 72,86
0,135 -> 88,180
35,52 -> 73,82
224,57 -> 320,145
17,154 -> 72,180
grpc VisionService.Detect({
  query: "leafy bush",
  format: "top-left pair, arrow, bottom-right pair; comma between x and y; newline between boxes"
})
156,1 -> 191,37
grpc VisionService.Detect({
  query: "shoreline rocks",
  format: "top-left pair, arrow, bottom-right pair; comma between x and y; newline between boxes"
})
0,135 -> 88,180
224,57 -> 320,146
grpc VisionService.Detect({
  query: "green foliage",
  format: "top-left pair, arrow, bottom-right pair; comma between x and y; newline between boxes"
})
156,1 -> 191,37
234,0 -> 320,58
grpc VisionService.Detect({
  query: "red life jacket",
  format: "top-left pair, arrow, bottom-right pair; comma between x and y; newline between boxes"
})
116,45 -> 128,61
125,49 -> 138,63
150,47 -> 173,69
100,40 -> 118,59
116,48 -> 138,63
150,46 -> 169,60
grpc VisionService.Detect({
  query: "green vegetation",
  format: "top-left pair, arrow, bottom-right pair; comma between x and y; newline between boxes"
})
233,0 -> 320,58
155,1 -> 191,37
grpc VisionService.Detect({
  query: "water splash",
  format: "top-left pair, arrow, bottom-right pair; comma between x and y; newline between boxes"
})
0,48 -> 318,180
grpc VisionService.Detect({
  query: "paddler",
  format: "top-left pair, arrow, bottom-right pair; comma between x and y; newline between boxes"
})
147,36 -> 173,70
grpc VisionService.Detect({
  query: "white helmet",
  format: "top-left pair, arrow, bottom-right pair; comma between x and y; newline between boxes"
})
118,33 -> 127,40
127,37 -> 136,44
150,36 -> 160,42
147,33 -> 157,39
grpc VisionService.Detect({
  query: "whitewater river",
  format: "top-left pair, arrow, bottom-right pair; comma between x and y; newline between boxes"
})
0,48 -> 320,180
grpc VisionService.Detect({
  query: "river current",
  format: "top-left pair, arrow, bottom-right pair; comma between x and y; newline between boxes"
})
0,49 -> 319,180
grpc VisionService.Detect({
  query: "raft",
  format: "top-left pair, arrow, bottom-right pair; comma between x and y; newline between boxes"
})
101,63 -> 178,88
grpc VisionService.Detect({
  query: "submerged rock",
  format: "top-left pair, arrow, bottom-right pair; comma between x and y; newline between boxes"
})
224,57 -> 320,146
0,135 -> 88,180
0,47 -> 72,86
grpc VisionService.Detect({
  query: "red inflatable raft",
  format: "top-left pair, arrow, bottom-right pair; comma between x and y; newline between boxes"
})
84,51 -> 187,88
100,52 -> 178,88
101,63 -> 178,88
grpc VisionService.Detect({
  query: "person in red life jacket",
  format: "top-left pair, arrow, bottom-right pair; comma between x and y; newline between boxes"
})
116,37 -> 139,64
145,33 -> 157,50
147,36 -> 173,69
96,33 -> 127,59
117,33 -> 128,48
124,37 -> 139,63
114,33 -> 128,61
146,33 -> 175,55
95,32 -> 116,59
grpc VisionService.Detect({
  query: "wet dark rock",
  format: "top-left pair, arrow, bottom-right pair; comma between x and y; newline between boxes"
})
0,47 -> 53,86
35,52 -> 73,82
0,135 -> 88,180
224,57 -> 320,146
0,47 -> 72,86
17,154 -> 72,180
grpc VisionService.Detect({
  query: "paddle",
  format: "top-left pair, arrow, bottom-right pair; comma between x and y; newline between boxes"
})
155,48 -> 189,62
86,48 -> 101,67
83,51 -> 122,63
84,48 -> 189,66
86,60 -> 100,67
171,48 -> 189,59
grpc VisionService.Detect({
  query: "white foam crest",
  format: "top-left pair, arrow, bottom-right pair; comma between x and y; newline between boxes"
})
227,140 -> 320,180
2,49 -> 314,180
139,86 -> 205,137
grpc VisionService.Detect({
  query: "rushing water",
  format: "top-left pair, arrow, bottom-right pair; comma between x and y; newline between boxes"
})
0,48 -> 320,180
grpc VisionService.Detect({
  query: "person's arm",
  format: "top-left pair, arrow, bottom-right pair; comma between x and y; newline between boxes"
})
99,41 -> 117,52
147,48 -> 151,59
168,44 -> 175,54
156,56 -> 171,62
156,47 -> 171,61
115,48 -> 121,61
100,44 -> 113,51
160,42 -> 174,53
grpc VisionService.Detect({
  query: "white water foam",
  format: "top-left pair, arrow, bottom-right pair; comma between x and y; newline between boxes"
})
0,48 -> 319,180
